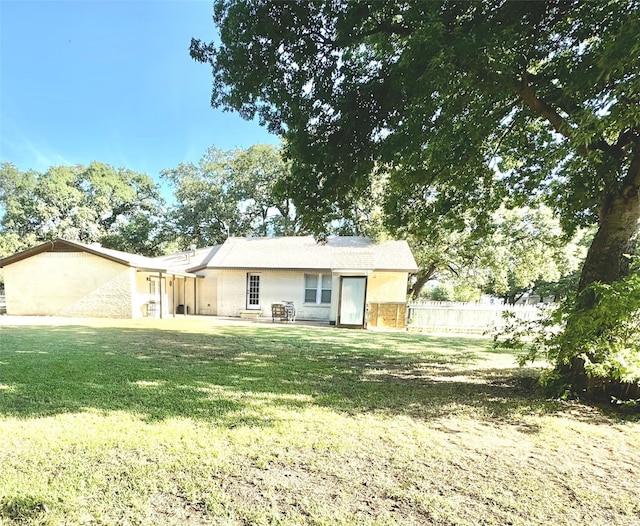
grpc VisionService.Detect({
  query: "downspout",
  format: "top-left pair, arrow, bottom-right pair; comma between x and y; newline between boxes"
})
184,277 -> 187,316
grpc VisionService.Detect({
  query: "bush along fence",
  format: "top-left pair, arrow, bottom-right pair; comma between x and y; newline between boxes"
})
407,301 -> 544,333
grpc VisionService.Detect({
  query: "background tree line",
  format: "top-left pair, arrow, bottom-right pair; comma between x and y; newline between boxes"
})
0,144 -> 297,259
1,145 -> 587,305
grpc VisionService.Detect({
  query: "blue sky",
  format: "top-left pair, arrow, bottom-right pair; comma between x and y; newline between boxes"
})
0,0 -> 280,194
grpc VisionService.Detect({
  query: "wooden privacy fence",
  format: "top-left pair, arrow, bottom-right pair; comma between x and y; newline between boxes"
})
407,301 -> 544,333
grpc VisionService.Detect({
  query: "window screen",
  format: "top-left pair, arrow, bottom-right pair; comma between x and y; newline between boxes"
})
304,274 -> 318,303
305,273 -> 332,304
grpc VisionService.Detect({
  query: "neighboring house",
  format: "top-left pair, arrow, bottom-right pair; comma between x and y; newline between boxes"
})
0,236 -> 418,328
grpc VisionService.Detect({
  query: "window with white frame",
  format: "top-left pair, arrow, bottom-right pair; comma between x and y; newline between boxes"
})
304,273 -> 332,304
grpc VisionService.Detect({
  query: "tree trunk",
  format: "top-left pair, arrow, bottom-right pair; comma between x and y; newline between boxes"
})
567,184 -> 640,401
503,291 -> 526,305
407,266 -> 437,298
577,189 -> 640,294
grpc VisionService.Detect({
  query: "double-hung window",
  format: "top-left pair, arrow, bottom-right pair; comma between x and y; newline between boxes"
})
305,273 -> 332,304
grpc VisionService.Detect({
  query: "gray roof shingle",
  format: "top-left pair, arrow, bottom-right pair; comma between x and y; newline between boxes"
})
1,237 -> 418,275
0,239 -> 202,277
199,236 -> 418,272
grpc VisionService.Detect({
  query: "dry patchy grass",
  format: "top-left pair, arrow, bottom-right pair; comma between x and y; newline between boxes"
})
0,317 -> 638,525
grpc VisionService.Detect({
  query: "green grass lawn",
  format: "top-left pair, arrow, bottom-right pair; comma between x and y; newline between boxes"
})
0,318 -> 638,526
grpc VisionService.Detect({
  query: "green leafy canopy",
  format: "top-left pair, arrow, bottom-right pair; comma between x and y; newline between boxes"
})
193,0 -> 640,277
161,145 -> 301,247
0,161 -> 167,256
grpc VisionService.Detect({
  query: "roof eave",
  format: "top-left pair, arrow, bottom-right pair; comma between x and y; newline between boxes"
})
208,266 -> 334,272
0,239 -> 205,278
202,266 -> 417,273
0,239 -> 132,268
136,268 -> 203,279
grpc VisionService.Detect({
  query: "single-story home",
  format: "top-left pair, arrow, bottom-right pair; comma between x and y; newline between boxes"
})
0,236 -> 418,328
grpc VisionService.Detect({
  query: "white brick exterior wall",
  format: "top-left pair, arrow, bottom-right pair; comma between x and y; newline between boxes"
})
212,269 -> 409,322
215,269 -> 334,321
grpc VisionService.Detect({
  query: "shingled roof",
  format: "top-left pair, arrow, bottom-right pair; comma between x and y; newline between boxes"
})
151,245 -> 222,274
1,237 -> 418,275
189,236 -> 418,273
0,239 -> 202,278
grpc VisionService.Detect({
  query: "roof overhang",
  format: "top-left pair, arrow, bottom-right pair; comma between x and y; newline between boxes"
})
200,266 -> 417,273
206,266 -> 334,272
0,239 -> 132,268
0,239 -> 204,278
136,269 -> 203,279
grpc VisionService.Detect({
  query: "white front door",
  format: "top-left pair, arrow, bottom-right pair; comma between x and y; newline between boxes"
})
246,273 -> 260,309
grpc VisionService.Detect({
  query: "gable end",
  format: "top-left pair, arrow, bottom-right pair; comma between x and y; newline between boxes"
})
0,239 -> 130,268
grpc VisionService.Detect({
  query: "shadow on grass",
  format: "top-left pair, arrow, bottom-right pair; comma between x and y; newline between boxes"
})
0,323 -> 581,427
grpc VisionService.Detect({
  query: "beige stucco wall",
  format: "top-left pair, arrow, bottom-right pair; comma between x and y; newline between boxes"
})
197,269 -> 218,316
4,252 -> 134,318
366,272 -> 409,303
365,272 -> 410,328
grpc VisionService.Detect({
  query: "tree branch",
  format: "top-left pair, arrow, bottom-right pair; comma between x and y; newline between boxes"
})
513,74 -> 633,160
513,75 -> 572,141
358,21 -> 413,38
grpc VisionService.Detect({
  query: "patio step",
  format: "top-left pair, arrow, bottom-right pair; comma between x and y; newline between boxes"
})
239,309 -> 262,319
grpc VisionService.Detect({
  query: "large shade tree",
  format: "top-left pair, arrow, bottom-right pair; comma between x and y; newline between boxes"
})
0,161 -> 166,256
472,207 -> 588,304
231,144 -> 301,236
192,0 -> 639,293
162,144 -> 300,247
192,0 -> 640,397
404,206 -> 587,303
